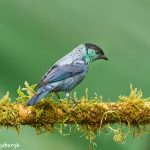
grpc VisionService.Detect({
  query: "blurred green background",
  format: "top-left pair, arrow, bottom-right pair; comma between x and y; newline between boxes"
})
0,0 -> 150,150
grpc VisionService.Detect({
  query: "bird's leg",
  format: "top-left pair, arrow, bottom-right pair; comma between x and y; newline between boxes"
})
65,92 -> 78,105
55,92 -> 61,99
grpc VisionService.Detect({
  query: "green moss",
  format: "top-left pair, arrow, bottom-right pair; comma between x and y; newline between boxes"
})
0,92 -> 20,132
0,82 -> 149,147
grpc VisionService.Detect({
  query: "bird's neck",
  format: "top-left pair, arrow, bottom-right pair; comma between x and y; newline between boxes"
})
84,54 -> 94,65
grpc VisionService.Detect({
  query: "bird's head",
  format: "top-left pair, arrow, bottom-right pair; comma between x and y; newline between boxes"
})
84,43 -> 108,63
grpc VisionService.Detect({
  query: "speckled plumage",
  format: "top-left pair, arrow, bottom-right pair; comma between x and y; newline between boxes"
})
27,43 -> 108,106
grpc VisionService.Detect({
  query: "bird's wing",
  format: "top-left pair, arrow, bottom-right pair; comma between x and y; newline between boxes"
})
38,63 -> 87,88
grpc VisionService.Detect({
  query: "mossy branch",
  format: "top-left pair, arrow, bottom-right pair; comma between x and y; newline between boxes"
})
0,82 -> 150,144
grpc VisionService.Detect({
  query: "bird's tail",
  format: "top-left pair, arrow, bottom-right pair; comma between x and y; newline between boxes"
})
26,90 -> 49,106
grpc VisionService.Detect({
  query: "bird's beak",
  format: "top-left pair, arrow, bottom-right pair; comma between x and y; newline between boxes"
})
101,55 -> 108,60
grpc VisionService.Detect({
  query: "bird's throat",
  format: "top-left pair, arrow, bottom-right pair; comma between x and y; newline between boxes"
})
84,54 -> 94,65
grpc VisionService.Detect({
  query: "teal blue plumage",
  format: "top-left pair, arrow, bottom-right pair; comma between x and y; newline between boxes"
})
26,43 -> 108,106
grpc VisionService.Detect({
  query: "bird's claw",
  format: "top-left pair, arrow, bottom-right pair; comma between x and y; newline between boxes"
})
69,97 -> 80,107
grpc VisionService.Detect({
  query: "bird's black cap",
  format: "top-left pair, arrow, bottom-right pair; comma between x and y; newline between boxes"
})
84,43 -> 108,60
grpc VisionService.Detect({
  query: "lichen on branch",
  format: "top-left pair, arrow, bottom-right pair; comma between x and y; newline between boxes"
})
0,82 -> 150,144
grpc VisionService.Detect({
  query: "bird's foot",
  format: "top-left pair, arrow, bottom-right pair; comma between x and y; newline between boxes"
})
65,92 -> 79,107
70,97 -> 79,106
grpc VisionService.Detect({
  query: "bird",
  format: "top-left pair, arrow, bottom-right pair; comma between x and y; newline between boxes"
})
26,43 -> 108,106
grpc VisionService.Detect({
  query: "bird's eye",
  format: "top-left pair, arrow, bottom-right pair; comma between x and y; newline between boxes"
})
95,51 -> 99,55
